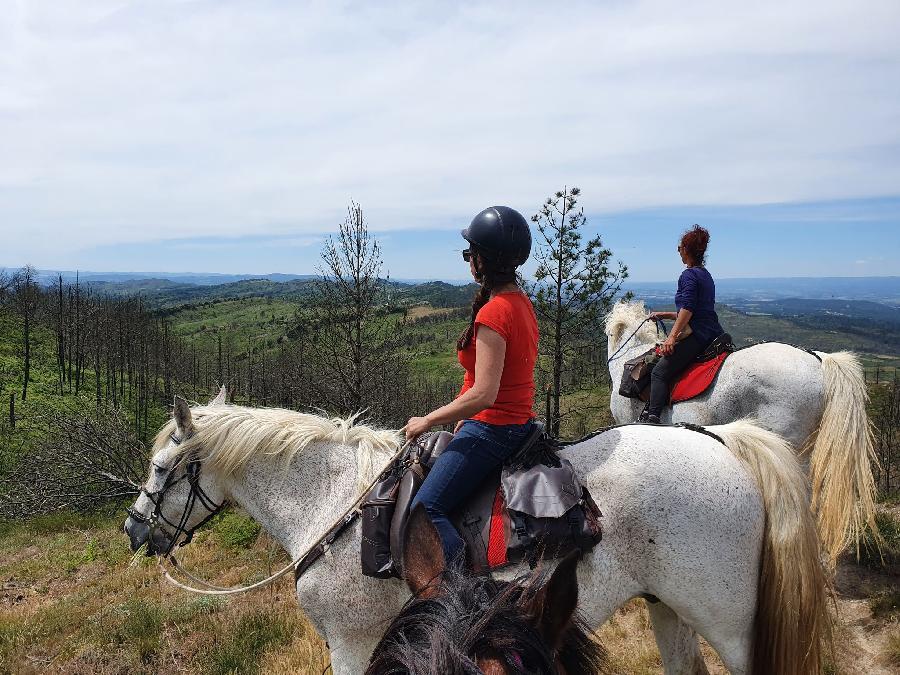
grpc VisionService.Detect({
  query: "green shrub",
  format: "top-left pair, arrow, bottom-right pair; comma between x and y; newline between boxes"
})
119,598 -> 164,664
871,588 -> 900,619
213,511 -> 261,550
858,510 -> 900,568
200,610 -> 294,675
0,618 -> 21,672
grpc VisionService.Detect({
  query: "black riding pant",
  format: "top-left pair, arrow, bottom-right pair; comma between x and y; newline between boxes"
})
647,333 -> 705,418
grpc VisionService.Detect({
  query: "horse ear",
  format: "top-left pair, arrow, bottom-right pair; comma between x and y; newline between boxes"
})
402,505 -> 445,598
520,551 -> 580,649
209,385 -> 227,406
173,396 -> 194,437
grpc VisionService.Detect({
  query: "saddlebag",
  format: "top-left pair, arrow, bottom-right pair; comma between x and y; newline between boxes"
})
619,347 -> 659,399
360,431 -> 454,579
502,460 -> 602,565
360,470 -> 401,579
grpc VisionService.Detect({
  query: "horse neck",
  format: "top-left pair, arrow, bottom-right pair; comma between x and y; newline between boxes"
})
222,440 -> 382,560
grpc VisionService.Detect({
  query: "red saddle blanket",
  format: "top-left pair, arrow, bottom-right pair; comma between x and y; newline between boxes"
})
670,351 -> 730,403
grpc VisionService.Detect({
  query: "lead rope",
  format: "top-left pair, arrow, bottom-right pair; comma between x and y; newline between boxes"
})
158,439 -> 413,596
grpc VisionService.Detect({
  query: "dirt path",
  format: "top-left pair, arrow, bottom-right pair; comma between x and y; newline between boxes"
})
829,548 -> 900,675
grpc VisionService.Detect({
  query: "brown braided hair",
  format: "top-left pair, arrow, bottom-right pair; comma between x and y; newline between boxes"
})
457,249 -> 516,351
680,224 -> 710,267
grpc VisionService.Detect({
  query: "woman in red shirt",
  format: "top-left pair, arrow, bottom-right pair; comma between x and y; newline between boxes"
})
404,206 -> 538,565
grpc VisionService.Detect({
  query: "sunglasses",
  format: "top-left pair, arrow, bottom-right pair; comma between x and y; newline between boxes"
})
462,249 -> 472,262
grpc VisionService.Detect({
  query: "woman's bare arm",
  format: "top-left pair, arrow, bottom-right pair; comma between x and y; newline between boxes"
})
403,326 -> 506,439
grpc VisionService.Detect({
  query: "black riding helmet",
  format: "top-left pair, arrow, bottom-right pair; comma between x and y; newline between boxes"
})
461,206 -> 531,267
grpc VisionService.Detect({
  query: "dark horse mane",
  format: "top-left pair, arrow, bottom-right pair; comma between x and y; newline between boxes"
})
366,566 -> 607,675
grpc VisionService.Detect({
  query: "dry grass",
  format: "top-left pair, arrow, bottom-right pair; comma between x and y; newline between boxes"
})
2,511 -> 897,674
885,627 -> 900,668
405,305 -> 455,321
595,600 -> 728,675
0,511 -> 328,674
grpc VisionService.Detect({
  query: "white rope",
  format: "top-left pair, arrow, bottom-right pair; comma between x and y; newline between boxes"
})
158,439 -> 413,596
159,554 -> 300,595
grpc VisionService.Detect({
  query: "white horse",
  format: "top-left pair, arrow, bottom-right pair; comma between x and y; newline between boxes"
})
604,300 -> 878,563
125,397 -> 828,674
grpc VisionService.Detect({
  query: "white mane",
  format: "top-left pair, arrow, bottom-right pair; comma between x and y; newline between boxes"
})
604,300 -> 657,349
153,405 -> 401,486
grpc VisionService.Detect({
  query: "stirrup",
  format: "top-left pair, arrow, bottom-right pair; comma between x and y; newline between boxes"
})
638,402 -> 651,422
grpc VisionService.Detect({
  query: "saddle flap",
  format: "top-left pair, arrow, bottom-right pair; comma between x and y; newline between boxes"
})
449,469 -> 503,574
501,459 -> 582,519
389,462 -> 427,571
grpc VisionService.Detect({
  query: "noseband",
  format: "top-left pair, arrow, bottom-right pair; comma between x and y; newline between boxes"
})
127,432 -> 226,556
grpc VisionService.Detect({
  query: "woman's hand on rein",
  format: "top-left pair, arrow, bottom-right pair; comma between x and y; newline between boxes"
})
659,336 -> 677,356
403,416 -> 433,442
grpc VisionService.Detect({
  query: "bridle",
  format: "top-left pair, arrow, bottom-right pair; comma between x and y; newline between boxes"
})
133,437 -> 415,597
126,432 -> 226,557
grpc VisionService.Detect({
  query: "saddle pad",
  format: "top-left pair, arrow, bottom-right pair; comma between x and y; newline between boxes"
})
670,351 -> 729,403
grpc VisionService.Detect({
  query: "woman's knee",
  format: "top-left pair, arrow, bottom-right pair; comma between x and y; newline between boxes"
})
652,363 -> 671,382
411,488 -> 440,514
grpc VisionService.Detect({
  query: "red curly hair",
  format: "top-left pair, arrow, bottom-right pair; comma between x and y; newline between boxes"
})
680,224 -> 710,267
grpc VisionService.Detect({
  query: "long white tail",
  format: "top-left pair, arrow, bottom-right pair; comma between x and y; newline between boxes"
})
809,351 -> 879,562
712,420 -> 829,675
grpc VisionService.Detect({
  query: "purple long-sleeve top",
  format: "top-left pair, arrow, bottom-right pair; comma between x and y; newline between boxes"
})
674,267 -> 725,347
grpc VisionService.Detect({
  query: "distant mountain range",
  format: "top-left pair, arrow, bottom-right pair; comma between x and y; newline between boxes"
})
14,269 -> 320,287
626,276 -> 900,305
5,267 -> 899,308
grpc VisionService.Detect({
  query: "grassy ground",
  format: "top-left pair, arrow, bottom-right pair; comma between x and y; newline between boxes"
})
0,510 -> 328,675
2,509 -> 898,674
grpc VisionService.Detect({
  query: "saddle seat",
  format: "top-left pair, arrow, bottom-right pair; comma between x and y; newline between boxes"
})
620,333 -> 736,405
669,332 -> 735,403
361,423 -> 602,579
696,332 -> 734,363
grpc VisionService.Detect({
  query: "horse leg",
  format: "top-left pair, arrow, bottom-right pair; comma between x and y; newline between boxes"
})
325,631 -> 379,675
647,601 -> 709,675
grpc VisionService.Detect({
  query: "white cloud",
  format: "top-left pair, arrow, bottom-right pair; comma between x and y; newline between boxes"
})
1,0 -> 899,267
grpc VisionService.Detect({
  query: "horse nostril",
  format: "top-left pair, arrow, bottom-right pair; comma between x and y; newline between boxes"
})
124,517 -> 151,553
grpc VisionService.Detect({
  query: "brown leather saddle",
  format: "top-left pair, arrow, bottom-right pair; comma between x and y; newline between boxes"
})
361,425 -> 602,579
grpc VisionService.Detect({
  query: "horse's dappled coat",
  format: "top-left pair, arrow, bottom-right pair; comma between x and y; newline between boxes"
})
128,401 -> 829,675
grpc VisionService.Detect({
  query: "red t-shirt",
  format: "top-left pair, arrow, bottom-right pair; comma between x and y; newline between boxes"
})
457,291 -> 538,425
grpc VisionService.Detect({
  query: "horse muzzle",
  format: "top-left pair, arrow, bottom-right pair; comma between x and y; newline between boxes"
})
124,514 -> 171,555
124,514 -> 150,553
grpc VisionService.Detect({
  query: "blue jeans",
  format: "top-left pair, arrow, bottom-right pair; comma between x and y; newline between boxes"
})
411,419 -> 534,565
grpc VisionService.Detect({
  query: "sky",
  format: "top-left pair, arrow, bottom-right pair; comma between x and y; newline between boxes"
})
1,0 -> 899,281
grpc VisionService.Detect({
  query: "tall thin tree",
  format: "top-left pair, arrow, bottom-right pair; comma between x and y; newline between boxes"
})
529,187 -> 629,437
313,201 -> 406,420
13,266 -> 40,402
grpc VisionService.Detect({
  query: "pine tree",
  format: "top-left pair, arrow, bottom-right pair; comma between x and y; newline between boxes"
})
530,187 -> 629,436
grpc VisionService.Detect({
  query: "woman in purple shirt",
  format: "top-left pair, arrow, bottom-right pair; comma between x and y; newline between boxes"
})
642,225 -> 725,424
